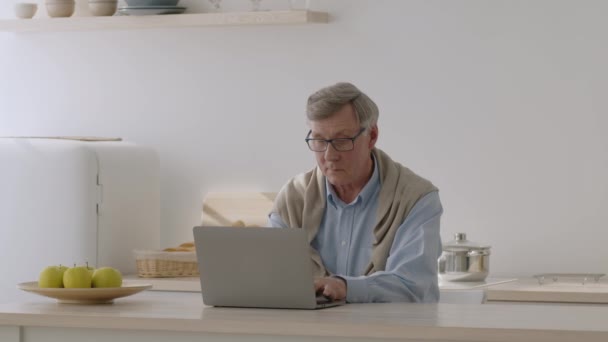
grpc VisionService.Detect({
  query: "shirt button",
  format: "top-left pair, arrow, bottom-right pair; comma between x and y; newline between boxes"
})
341,241 -> 346,246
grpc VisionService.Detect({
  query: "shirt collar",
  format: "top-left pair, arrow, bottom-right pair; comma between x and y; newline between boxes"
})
326,154 -> 379,208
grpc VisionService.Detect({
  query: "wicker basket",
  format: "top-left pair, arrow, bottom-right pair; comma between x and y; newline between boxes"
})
134,250 -> 199,278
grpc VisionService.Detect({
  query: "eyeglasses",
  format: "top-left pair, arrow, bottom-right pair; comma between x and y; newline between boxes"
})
305,128 -> 366,152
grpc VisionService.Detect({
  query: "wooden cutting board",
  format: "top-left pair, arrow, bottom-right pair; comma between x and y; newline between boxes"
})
486,278 -> 608,304
200,192 -> 277,227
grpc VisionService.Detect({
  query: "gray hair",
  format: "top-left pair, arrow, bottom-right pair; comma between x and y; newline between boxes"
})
306,82 -> 379,130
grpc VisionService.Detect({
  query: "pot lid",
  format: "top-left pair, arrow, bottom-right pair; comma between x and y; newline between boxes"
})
443,233 -> 491,251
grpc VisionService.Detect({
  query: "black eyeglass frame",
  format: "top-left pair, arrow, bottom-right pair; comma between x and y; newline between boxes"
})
304,127 -> 366,152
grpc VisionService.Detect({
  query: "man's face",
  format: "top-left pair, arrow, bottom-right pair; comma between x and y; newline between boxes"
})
308,103 -> 378,187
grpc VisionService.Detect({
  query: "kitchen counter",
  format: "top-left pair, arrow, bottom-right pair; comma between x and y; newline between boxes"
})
123,275 -> 518,293
1,290 -> 608,342
123,274 -> 202,292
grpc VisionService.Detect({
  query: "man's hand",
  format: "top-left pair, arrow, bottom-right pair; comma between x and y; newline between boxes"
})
314,276 -> 347,301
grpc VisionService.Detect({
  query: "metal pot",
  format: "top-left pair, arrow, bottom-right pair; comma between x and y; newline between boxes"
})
438,233 -> 491,282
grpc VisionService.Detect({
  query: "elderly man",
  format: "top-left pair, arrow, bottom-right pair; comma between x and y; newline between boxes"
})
268,82 -> 442,303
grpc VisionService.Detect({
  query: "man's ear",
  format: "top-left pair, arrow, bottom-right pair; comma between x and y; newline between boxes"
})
368,125 -> 379,149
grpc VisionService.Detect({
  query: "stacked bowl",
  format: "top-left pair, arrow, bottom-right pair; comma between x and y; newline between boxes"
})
89,0 -> 118,16
14,3 -> 38,19
126,0 -> 180,5
118,0 -> 185,16
45,0 -> 75,18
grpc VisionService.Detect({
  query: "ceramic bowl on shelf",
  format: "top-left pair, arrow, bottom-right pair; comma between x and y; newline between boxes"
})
88,0 -> 117,16
45,0 -> 76,18
14,2 -> 38,19
124,0 -> 180,6
117,6 -> 186,16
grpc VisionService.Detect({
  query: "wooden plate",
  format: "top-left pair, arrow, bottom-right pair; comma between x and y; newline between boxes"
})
17,281 -> 152,304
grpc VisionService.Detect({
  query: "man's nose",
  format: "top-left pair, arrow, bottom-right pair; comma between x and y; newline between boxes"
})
324,144 -> 340,160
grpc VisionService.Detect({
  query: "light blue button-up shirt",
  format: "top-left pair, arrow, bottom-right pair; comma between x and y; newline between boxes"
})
268,157 -> 443,303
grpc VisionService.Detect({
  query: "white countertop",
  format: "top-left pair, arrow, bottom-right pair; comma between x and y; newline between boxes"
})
2,290 -> 608,341
125,275 -> 519,293
123,275 -> 202,292
439,277 -> 517,290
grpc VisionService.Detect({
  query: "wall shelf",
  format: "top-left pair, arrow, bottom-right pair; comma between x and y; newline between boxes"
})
0,10 -> 329,33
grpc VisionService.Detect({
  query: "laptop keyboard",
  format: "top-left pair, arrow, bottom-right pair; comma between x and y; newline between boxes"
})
316,295 -> 333,304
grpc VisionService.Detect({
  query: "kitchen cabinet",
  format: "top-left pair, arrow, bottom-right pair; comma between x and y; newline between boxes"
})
0,10 -> 328,33
0,326 -> 19,342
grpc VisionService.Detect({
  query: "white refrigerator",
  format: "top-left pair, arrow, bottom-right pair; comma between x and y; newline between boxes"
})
0,137 -> 160,298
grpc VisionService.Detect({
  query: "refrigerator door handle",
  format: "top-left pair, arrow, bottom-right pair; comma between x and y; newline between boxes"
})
96,182 -> 103,216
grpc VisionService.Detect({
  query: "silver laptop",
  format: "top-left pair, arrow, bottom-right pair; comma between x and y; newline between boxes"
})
193,226 -> 345,309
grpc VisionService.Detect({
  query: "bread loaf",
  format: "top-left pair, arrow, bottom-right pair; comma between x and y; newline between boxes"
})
163,242 -> 195,252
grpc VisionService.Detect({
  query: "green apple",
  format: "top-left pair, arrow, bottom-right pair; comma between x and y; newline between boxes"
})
92,267 -> 122,288
63,266 -> 92,288
38,266 -> 64,288
57,265 -> 68,282
85,262 -> 95,277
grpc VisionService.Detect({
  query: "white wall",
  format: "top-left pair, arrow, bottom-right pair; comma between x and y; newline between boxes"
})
1,0 -> 607,277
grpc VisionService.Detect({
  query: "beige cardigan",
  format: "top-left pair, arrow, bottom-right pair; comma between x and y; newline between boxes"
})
272,148 -> 438,277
